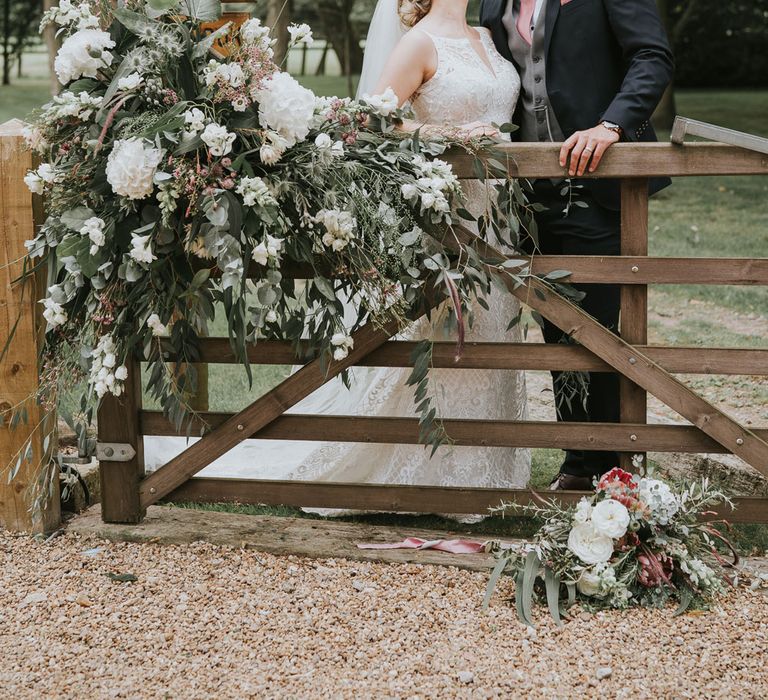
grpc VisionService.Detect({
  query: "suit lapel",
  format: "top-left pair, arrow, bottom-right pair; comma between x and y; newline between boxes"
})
487,0 -> 513,62
544,0 -> 561,59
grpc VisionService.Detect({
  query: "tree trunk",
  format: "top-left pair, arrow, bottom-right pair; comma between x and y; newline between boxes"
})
43,0 -> 60,95
267,0 -> 291,68
317,0 -> 363,76
652,0 -> 676,130
2,0 -> 11,86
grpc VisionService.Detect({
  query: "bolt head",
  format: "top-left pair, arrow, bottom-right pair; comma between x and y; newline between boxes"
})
150,487 -> 156,494
736,438 -> 744,446
631,266 -> 639,273
237,424 -> 244,431
629,357 -> 637,365
630,434 -> 638,441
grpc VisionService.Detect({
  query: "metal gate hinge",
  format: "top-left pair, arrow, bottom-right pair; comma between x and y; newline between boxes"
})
96,443 -> 136,462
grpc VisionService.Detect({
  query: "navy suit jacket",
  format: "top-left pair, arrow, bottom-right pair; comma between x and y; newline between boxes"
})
480,0 -> 674,209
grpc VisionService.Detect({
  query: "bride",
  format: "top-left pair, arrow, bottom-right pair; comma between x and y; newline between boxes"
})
144,0 -> 530,510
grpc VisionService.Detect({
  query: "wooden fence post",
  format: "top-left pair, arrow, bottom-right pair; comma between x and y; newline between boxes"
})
98,354 -> 145,523
619,178 -> 650,470
0,119 -> 60,533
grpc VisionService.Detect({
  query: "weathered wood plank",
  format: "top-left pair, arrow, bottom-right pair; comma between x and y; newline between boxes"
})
445,142 -> 768,179
620,179 -> 649,469
191,339 -> 768,375
141,412 -> 768,455
0,119 -> 59,533
164,479 -> 768,524
98,355 -> 146,523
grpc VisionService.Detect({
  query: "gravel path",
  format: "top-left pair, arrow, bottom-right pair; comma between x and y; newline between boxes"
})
2,530 -> 767,699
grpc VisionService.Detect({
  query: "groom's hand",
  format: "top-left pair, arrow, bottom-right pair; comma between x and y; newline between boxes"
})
559,125 -> 621,177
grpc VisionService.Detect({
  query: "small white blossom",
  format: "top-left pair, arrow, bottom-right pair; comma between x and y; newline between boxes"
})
184,107 -> 206,134
80,216 -> 106,255
201,123 -> 236,157
204,60 -> 245,88
240,18 -> 272,49
129,234 -> 156,265
259,130 -> 290,165
117,72 -> 143,91
574,497 -> 593,525
251,235 -> 284,266
331,332 -> 354,361
314,133 -> 332,150
41,297 -> 67,327
146,313 -> 170,337
231,96 -> 249,112
21,125 -> 48,154
236,176 -> 276,208
363,87 -> 399,117
288,23 -> 313,46
316,209 -> 357,252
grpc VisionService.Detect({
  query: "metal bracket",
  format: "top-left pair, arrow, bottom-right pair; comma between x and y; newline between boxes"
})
671,116 -> 768,155
96,443 -> 137,462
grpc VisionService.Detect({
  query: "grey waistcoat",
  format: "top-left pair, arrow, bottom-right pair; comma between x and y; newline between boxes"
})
503,0 -> 565,143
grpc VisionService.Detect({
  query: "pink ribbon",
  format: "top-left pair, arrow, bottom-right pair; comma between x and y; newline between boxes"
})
357,537 -> 488,554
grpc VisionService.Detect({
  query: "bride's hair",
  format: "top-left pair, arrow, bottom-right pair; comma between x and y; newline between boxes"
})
398,0 -> 432,27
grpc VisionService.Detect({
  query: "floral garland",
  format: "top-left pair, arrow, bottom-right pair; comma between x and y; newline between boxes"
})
484,462 -> 737,625
6,0 -> 537,493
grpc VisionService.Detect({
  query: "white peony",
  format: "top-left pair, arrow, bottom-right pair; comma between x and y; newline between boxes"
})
201,123 -> 236,157
129,234 -> 156,265
591,499 -> 630,539
288,23 -> 313,46
117,72 -> 143,91
257,72 -> 315,147
106,138 -> 164,200
363,87 -> 399,117
567,523 -> 614,565
54,29 -> 115,84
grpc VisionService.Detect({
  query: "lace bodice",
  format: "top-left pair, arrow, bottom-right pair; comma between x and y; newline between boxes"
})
411,27 -> 520,132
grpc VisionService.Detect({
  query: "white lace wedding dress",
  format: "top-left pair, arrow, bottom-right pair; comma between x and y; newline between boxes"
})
144,27 -> 530,507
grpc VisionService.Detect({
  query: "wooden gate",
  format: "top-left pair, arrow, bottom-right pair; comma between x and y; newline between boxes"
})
95,141 -> 768,524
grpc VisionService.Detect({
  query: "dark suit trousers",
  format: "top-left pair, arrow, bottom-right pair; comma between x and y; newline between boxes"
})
522,180 -> 621,478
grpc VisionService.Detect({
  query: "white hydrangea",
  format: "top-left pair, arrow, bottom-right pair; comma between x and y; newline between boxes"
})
259,130 -> 290,166
89,335 -> 126,398
80,216 -> 106,255
257,72 -> 315,147
363,87 -> 399,117
331,333 -> 354,361
117,72 -> 143,91
106,138 -> 164,200
146,313 -> 170,337
236,176 -> 276,208
54,29 -> 115,84
251,235 -> 284,266
240,18 -> 272,50
288,23 -> 313,46
201,123 -> 236,157
129,234 -> 156,265
316,209 -> 357,252
637,477 -> 680,525
41,297 -> 67,328
24,164 -> 57,194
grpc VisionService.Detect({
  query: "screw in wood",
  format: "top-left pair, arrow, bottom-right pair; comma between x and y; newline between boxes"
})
104,447 -> 114,457
630,434 -> 638,441
150,487 -> 156,494
736,438 -> 744,446
237,424 -> 244,431
631,266 -> 639,273
629,357 -> 637,365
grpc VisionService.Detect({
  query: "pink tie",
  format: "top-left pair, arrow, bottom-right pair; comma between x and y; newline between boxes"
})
517,0 -> 536,46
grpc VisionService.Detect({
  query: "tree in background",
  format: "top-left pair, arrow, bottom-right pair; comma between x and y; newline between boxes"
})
266,0 -> 291,66
43,0 -> 59,95
1,0 -> 42,85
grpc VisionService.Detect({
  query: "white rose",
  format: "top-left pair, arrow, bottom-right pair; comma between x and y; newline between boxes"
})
257,72 -> 315,147
363,87 -> 399,117
117,72 -> 143,91
314,133 -> 332,150
567,523 -> 614,565
576,568 -> 602,597
54,29 -> 115,84
201,123 -> 236,157
106,138 -> 164,200
591,499 -> 630,539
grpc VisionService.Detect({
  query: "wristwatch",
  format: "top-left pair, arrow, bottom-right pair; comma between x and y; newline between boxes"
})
601,120 -> 624,137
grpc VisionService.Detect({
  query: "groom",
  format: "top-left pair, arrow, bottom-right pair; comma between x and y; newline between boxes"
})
480,0 -> 674,489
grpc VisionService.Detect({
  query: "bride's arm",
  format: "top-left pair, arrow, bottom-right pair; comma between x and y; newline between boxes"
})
370,32 -> 496,139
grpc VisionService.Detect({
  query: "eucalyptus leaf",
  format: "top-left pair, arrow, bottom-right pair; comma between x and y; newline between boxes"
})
179,0 -> 222,21
60,207 -> 96,232
148,0 -> 180,11
544,567 -> 563,627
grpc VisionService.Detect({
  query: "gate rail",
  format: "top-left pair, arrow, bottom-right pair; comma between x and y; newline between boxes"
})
87,141 -> 768,523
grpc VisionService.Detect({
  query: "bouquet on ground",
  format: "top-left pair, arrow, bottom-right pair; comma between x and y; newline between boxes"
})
484,463 -> 737,626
